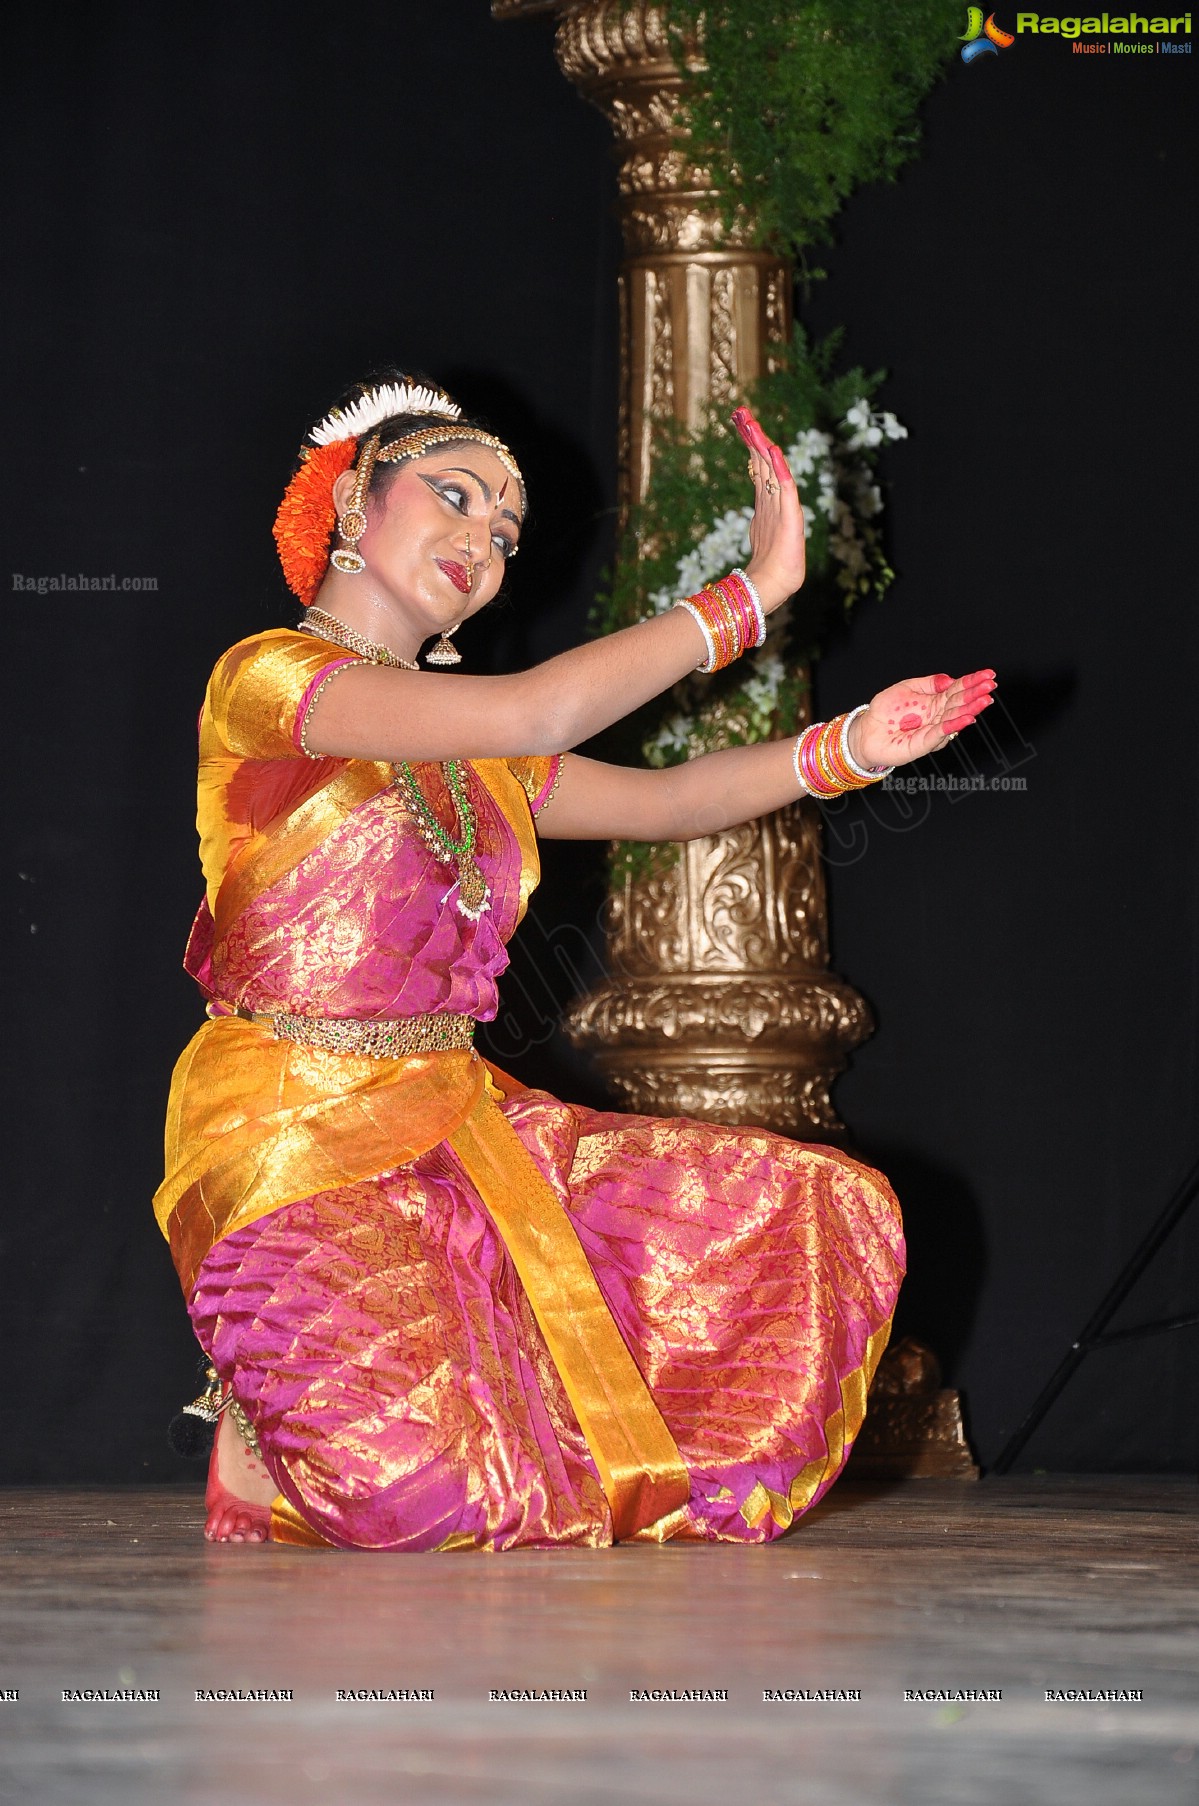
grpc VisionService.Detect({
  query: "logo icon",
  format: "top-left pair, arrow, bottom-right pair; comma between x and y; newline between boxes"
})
960,8 -> 1015,61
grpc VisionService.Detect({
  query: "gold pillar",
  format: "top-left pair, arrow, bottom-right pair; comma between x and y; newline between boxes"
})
495,0 -> 870,1139
554,9 -> 792,519
493,0 -> 978,1475
500,1 -> 793,518
569,816 -> 872,1139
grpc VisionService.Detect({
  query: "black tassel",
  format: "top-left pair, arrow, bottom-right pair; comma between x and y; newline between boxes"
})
167,1357 -> 221,1459
167,1407 -> 217,1460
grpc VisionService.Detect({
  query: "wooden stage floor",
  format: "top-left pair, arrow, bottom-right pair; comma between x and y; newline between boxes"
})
1,1477 -> 1195,1805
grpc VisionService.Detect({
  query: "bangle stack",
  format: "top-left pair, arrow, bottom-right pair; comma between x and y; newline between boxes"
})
674,569 -> 765,674
794,705 -> 894,798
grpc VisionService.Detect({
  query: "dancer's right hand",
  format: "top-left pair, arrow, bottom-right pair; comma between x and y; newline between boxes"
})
733,407 -> 807,612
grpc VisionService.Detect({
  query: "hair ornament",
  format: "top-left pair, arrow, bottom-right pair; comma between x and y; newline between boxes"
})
309,382 -> 461,447
273,438 -> 358,605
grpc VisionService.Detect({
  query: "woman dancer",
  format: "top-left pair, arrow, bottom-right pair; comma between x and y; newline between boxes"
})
155,375 -> 994,1549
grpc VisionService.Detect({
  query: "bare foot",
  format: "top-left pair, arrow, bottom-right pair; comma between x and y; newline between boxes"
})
204,1403 -> 275,1544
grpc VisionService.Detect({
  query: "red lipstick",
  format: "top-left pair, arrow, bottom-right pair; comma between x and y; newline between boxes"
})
435,559 -> 471,595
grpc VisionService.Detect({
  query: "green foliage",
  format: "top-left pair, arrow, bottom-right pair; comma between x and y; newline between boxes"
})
666,0 -> 955,253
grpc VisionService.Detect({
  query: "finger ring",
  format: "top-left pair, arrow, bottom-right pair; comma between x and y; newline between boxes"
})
747,458 -> 757,482
763,477 -> 779,495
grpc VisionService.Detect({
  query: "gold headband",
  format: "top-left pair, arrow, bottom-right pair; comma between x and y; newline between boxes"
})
376,425 -> 525,498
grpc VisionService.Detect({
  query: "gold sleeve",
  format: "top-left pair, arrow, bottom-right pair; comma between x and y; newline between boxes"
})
207,630 -> 358,761
506,754 -> 564,817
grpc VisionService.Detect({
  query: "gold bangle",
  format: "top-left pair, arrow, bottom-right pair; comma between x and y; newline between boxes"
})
703,585 -> 740,665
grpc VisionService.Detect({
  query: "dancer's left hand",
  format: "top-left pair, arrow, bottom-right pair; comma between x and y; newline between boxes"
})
850,670 -> 997,769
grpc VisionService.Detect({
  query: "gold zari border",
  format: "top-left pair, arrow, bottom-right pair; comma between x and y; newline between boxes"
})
269,1493 -> 335,1547
739,1320 -> 892,1532
447,1088 -> 691,1543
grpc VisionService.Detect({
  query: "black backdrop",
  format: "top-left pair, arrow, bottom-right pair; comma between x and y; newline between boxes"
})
4,4 -> 1195,1483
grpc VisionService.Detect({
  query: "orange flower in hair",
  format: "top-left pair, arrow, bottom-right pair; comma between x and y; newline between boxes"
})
272,439 -> 358,605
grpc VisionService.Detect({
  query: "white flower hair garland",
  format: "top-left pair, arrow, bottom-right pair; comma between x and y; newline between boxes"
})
309,382 -> 461,447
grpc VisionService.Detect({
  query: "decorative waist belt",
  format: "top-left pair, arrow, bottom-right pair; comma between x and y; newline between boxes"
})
245,1009 -> 477,1059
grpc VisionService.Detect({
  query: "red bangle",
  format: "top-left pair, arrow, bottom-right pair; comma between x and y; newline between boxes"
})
672,571 -> 762,673
794,712 -> 892,798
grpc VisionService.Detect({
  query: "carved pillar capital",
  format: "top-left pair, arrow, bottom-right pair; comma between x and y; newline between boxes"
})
552,3 -> 725,258
495,1 -> 789,508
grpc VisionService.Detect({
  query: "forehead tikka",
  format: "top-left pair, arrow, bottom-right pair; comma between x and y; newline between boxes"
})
376,426 -> 525,502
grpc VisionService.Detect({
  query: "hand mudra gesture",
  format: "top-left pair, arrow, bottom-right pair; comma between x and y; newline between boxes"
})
851,672 -> 997,770
733,406 -> 808,612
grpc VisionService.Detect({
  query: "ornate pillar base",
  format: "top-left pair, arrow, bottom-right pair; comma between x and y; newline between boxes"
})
567,972 -> 871,1141
565,801 -> 871,1142
851,1339 -> 979,1481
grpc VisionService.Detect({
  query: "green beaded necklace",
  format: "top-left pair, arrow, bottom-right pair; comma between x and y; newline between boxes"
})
394,760 -> 490,920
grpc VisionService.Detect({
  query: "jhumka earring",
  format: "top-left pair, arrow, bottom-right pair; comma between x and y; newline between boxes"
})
425,624 -> 462,667
329,430 -> 381,575
425,530 -> 469,666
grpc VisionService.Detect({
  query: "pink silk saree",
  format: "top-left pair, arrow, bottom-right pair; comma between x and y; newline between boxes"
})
155,630 -> 905,1550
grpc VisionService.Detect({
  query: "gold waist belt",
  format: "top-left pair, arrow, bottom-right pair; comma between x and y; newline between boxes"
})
248,1009 -> 477,1059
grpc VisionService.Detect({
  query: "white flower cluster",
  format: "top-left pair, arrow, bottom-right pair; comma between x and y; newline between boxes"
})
308,381 -> 460,447
646,711 -> 694,764
741,650 -> 787,717
647,508 -> 754,618
644,647 -> 789,766
844,399 -> 907,450
784,425 -> 836,528
804,403 -> 903,598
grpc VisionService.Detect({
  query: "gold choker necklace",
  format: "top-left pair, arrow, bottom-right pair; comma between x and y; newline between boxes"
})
301,607 -> 419,670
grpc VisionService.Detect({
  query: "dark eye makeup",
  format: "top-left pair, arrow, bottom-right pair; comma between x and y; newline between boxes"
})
420,475 -> 520,560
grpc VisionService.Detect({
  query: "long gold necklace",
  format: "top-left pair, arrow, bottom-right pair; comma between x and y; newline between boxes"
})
300,610 -> 486,917
394,760 -> 490,920
301,607 -> 419,670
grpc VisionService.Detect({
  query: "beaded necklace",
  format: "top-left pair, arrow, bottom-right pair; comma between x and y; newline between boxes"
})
301,607 -> 419,670
300,611 -> 486,917
393,759 -> 490,921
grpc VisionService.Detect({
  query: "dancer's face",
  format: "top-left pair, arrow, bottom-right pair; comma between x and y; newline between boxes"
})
352,447 -> 523,631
